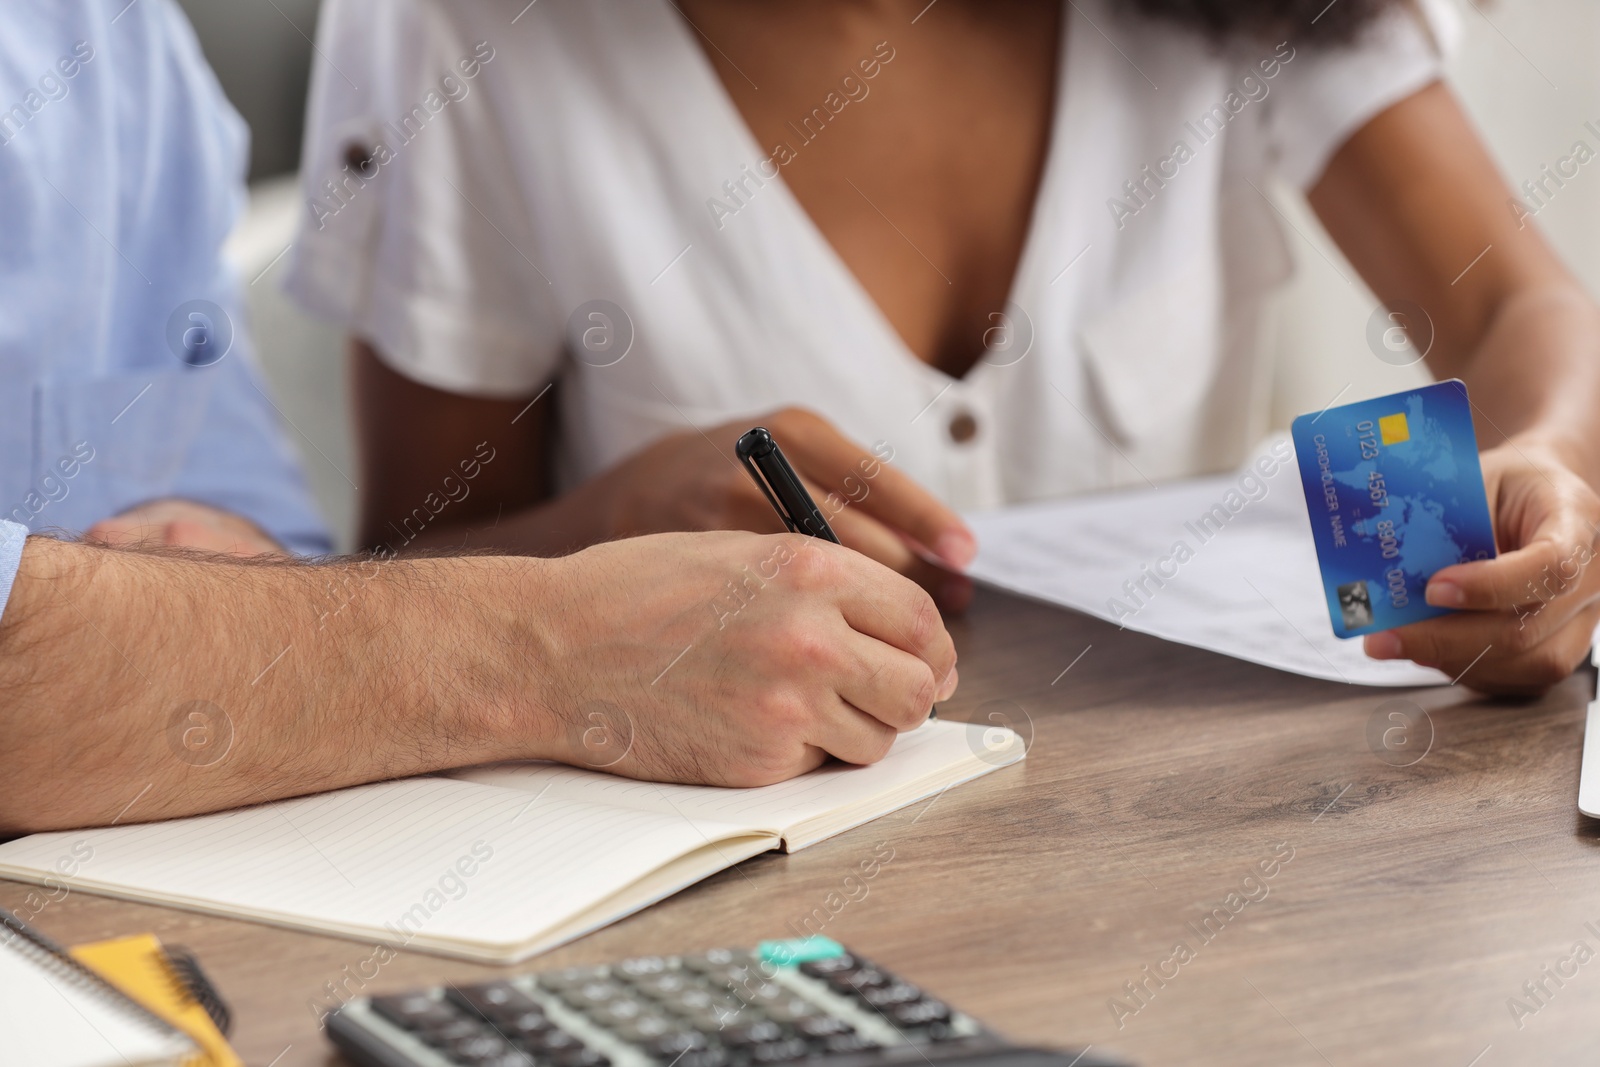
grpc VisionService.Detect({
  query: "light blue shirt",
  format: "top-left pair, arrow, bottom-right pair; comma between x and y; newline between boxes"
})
0,521 -> 23,622
0,0 -> 331,591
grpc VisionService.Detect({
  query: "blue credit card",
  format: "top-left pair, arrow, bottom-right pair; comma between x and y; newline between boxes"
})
1290,379 -> 1497,639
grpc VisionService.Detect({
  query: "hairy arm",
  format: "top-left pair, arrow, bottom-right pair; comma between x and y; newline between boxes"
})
0,537 -> 558,832
0,529 -> 956,833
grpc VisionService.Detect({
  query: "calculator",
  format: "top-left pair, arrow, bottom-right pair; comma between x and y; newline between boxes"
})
327,938 -> 1124,1067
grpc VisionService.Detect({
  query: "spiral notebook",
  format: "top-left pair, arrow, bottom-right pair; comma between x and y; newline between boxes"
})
70,934 -> 240,1067
0,910 -> 198,1067
0,719 -> 1024,964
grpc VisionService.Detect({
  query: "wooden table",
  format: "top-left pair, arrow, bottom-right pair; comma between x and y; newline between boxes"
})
9,585 -> 1600,1066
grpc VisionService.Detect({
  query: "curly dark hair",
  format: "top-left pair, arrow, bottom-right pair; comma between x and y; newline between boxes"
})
1130,0 -> 1405,42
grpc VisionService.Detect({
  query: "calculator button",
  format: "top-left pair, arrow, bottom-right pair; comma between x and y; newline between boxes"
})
762,998 -> 818,1024
721,1021 -> 785,1047
683,949 -> 755,972
370,994 -> 455,1029
675,1051 -> 731,1067
369,992 -> 433,1018
635,973 -> 692,998
504,1010 -> 554,1035
448,983 -> 541,1020
450,1035 -> 516,1060
617,956 -> 670,978
660,988 -> 715,1012
798,955 -> 858,979
679,1009 -> 733,1032
524,1030 -> 583,1054
819,1034 -> 881,1055
732,981 -> 786,1005
418,1019 -> 486,1046
794,1016 -> 854,1039
550,1048 -> 611,1067
748,1037 -> 811,1064
597,999 -> 650,1024
643,1031 -> 708,1058
826,968 -> 888,993
700,965 -> 754,989
478,1055 -> 537,1067
539,966 -> 611,990
613,1015 -> 675,1043
889,1000 -> 951,1026
565,981 -> 628,1009
862,983 -> 921,1008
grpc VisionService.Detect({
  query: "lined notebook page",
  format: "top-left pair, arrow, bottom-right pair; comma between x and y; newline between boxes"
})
0,778 -> 765,953
452,719 -> 1020,842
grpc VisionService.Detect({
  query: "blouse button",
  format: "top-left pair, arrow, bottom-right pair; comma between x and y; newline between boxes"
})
948,411 -> 978,444
344,141 -> 375,176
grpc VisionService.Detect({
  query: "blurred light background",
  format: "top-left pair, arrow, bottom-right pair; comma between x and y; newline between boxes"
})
190,0 -> 1600,551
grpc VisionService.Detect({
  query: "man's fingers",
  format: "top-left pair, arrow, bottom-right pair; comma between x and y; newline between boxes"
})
771,409 -> 976,569
810,698 -> 901,766
723,744 -> 829,788
833,631 -> 945,733
812,544 -> 958,682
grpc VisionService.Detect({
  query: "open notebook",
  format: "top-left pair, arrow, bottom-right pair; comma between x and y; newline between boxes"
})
0,720 -> 1022,964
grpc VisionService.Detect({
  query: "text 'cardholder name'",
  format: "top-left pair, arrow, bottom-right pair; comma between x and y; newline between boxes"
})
1290,379 -> 1497,639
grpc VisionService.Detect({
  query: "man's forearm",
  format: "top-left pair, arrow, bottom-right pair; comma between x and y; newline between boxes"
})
0,539 -> 563,833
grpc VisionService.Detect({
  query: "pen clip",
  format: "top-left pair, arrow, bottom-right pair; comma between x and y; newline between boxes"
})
736,428 -> 800,534
736,427 -> 842,543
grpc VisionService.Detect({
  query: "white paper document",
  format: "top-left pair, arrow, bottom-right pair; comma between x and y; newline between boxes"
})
964,439 -> 1447,687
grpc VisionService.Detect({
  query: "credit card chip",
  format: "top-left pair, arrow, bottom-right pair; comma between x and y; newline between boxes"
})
1379,413 -> 1410,446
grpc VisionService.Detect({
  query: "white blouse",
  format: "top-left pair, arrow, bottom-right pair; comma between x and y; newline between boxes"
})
287,0 -> 1445,510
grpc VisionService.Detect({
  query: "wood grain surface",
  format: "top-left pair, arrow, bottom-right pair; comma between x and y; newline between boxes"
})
7,585 -> 1598,1067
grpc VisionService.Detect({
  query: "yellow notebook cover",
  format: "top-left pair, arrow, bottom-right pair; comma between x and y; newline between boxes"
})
70,934 -> 241,1067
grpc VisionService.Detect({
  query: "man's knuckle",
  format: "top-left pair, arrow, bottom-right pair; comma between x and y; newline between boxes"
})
904,592 -> 940,650
904,670 -> 939,723
787,629 -> 836,672
865,729 -> 897,763
745,745 -> 802,785
723,748 -> 793,788
755,692 -> 809,737
783,544 -> 837,591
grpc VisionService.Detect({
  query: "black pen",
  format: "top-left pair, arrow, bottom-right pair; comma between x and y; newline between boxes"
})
735,426 -> 939,720
734,427 -> 842,543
